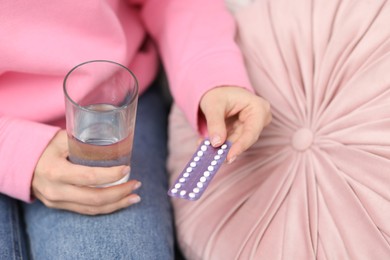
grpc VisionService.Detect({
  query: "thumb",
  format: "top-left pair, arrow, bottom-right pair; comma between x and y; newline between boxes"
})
201,105 -> 227,147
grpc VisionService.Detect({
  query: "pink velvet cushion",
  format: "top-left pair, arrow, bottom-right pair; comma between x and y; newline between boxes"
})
167,0 -> 390,259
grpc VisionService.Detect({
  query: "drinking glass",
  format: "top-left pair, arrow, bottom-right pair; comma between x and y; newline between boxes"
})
63,60 -> 138,186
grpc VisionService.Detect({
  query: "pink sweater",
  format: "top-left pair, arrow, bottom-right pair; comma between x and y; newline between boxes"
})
0,0 -> 252,202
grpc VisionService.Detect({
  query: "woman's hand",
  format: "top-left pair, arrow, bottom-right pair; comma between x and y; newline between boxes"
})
200,86 -> 272,163
32,130 -> 141,215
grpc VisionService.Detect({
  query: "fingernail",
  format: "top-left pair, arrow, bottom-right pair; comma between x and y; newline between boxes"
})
211,135 -> 221,146
122,166 -> 130,176
129,195 -> 141,204
227,156 -> 237,164
133,181 -> 142,190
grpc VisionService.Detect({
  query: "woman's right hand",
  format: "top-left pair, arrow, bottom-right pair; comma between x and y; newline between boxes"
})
32,130 -> 141,215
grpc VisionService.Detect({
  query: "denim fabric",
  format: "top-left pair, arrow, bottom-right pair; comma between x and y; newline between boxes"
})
0,195 -> 28,260
0,84 -> 174,260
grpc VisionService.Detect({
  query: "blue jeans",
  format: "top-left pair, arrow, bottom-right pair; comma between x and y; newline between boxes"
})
0,84 -> 174,260
0,195 -> 28,260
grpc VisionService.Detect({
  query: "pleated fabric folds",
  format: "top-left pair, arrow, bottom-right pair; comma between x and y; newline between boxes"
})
167,0 -> 390,259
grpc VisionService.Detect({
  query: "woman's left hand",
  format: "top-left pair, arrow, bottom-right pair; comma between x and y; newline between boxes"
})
200,86 -> 272,163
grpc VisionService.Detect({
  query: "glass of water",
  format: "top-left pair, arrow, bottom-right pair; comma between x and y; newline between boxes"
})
63,60 -> 138,186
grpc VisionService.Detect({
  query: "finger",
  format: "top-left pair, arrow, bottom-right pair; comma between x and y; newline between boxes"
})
227,113 -> 267,163
58,161 -> 131,187
64,180 -> 142,206
37,180 -> 142,206
201,104 -> 227,147
227,124 -> 261,163
75,180 -> 142,206
39,191 -> 141,215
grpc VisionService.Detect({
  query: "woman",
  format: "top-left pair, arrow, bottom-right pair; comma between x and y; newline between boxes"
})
168,0 -> 390,259
0,0 -> 270,259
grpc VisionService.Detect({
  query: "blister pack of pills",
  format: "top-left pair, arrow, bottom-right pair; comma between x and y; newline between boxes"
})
168,138 -> 232,201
